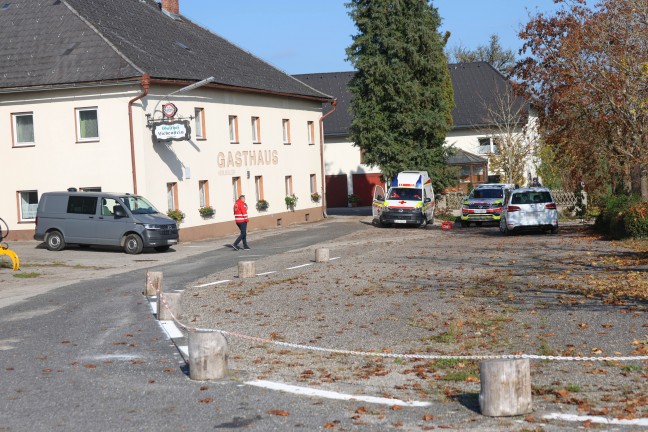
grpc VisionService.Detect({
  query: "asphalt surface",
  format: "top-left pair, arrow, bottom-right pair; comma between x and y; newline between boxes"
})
1,218 -> 399,432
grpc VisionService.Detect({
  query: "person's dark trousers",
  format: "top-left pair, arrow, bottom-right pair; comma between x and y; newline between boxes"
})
233,222 -> 248,248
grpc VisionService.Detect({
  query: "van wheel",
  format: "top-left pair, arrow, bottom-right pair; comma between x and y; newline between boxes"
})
123,234 -> 143,254
154,246 -> 170,252
46,230 -> 65,251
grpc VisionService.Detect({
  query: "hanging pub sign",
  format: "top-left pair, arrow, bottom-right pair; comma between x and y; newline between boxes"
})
162,102 -> 178,118
152,120 -> 191,142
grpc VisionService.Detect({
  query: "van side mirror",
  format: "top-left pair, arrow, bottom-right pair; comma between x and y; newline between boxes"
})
377,195 -> 384,201
424,197 -> 432,203
114,206 -> 127,218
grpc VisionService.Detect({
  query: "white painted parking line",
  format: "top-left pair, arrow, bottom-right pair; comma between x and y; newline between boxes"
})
149,301 -> 157,314
543,413 -> 648,426
329,257 -> 341,261
245,380 -> 431,407
173,289 -> 185,293
158,320 -> 184,339
193,280 -> 230,288
256,271 -> 277,276
178,345 -> 189,357
286,263 -> 313,270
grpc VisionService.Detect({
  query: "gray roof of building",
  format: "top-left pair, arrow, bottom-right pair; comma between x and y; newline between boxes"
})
295,62 -> 528,134
293,72 -> 354,136
447,149 -> 488,165
0,0 -> 330,100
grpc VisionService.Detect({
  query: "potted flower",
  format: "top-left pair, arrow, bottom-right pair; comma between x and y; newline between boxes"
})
348,193 -> 361,207
311,192 -> 321,203
199,206 -> 215,218
285,194 -> 298,210
256,199 -> 269,212
167,209 -> 185,224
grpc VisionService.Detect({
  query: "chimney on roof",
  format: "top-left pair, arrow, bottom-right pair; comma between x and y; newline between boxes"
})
161,0 -> 179,15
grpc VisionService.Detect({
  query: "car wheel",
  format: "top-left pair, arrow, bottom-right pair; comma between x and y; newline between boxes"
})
154,245 -> 170,252
499,218 -> 510,235
419,219 -> 427,228
45,230 -> 65,251
123,234 -> 143,255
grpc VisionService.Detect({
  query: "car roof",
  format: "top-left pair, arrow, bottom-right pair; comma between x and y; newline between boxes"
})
475,183 -> 515,189
512,187 -> 551,193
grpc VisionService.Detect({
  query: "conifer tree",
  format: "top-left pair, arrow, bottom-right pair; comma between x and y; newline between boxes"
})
346,0 -> 455,190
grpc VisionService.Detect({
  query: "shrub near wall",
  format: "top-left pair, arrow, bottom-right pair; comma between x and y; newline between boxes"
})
594,195 -> 642,239
626,202 -> 648,239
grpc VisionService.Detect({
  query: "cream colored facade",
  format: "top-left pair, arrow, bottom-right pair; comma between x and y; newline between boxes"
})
1,83 -> 325,241
324,136 -> 381,195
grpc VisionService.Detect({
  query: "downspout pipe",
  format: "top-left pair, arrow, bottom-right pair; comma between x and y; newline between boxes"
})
127,74 -> 150,195
319,99 -> 337,218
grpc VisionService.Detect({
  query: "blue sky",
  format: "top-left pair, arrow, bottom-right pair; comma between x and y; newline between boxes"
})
181,1 -> 562,74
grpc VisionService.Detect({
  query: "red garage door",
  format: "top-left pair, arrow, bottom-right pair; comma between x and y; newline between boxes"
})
325,175 -> 348,208
352,173 -> 383,206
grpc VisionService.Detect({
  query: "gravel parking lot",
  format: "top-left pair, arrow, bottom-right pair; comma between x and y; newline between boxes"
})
182,220 -> 648,430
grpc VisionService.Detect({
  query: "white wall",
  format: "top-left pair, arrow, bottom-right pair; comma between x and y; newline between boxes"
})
1,83 -> 325,237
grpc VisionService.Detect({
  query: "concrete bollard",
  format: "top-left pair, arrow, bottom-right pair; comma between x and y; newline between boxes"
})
189,331 -> 229,380
238,261 -> 256,279
315,248 -> 330,263
479,358 -> 532,416
157,292 -> 182,321
145,271 -> 163,296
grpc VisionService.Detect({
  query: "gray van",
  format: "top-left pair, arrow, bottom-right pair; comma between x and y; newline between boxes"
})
34,191 -> 179,254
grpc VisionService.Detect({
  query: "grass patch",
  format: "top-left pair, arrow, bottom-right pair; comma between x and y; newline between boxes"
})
430,322 -> 462,344
434,358 -> 466,369
620,364 -> 642,373
566,384 -> 581,392
14,272 -> 41,279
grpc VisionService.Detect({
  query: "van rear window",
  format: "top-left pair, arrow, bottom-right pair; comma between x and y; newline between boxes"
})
67,196 -> 98,215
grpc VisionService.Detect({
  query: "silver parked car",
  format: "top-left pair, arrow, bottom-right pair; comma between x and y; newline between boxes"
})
499,187 -> 558,235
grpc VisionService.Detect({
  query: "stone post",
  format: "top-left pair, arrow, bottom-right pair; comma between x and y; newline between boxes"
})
157,292 -> 182,321
145,271 -> 163,296
189,331 -> 229,380
479,358 -> 532,416
315,248 -> 330,263
238,261 -> 256,279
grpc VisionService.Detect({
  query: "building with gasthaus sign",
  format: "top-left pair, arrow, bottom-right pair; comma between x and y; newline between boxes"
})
0,0 -> 333,242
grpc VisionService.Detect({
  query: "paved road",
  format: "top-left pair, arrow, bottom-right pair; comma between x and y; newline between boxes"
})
1,218 -> 411,432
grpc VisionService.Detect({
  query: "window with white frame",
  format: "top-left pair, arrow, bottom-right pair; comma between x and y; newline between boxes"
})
310,174 -> 317,194
282,119 -> 291,144
76,108 -> 99,141
199,180 -> 209,207
228,115 -> 239,143
232,177 -> 241,201
18,190 -> 38,221
195,108 -> 205,139
478,137 -> 499,154
255,176 -> 264,201
12,113 -> 35,146
167,182 -> 178,210
285,175 -> 293,196
307,121 -> 315,145
251,116 -> 260,143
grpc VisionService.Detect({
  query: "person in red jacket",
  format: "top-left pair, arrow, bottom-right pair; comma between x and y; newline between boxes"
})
231,195 -> 250,250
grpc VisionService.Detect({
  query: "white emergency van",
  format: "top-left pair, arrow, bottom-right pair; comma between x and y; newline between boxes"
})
372,171 -> 435,227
